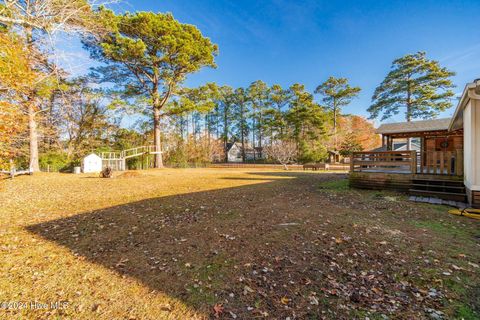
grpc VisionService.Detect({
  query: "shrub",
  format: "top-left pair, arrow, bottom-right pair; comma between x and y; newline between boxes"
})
39,152 -> 71,172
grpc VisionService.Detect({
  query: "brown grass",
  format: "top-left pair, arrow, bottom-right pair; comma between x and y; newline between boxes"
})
0,168 -> 478,319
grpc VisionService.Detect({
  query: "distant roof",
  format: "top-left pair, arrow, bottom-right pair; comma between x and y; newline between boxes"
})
226,142 -> 256,152
376,118 -> 451,134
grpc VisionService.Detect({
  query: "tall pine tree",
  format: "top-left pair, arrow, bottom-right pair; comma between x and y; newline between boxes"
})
85,10 -> 218,167
368,52 -> 455,122
315,77 -> 360,150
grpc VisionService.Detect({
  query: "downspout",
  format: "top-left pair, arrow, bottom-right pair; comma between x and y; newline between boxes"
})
468,79 -> 480,100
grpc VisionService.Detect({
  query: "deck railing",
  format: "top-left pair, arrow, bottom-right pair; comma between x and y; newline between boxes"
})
419,150 -> 463,175
350,151 -> 417,174
350,150 -> 463,176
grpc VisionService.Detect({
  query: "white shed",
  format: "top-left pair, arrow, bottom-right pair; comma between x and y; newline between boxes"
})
82,153 -> 102,173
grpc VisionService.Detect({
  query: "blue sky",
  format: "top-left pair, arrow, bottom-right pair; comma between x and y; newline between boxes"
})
63,0 -> 480,125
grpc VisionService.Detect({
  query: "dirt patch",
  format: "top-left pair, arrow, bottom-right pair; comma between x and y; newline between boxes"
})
115,171 -> 145,179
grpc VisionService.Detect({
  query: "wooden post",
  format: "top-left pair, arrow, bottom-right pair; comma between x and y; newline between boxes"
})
439,152 -> 445,175
350,154 -> 354,172
446,151 -> 452,175
410,150 -> 417,174
456,149 -> 464,176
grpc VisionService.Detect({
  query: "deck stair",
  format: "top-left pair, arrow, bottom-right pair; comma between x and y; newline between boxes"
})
100,145 -> 161,171
409,178 -> 467,202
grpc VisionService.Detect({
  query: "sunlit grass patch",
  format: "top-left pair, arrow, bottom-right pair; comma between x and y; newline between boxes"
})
318,178 -> 349,191
411,220 -> 470,239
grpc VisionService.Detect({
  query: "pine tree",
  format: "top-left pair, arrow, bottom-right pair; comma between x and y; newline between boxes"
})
368,52 -> 455,122
232,88 -> 250,162
85,10 -> 218,167
315,77 -> 360,149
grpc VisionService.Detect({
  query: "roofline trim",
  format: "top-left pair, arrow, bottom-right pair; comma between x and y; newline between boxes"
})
449,81 -> 480,131
376,118 -> 452,134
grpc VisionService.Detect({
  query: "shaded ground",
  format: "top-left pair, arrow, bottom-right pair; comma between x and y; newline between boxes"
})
0,169 -> 479,319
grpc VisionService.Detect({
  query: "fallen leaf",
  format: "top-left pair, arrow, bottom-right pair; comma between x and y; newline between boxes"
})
243,285 -> 254,295
280,296 -> 290,304
213,304 -> 223,318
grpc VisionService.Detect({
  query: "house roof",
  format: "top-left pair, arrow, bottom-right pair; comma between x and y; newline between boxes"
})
376,118 -> 451,135
226,142 -> 257,152
226,142 -> 234,151
449,79 -> 480,131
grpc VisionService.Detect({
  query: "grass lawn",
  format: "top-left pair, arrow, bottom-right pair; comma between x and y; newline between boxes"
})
0,168 -> 479,319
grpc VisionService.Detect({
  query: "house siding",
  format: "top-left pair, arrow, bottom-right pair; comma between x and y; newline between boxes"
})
473,190 -> 480,208
464,99 -> 480,193
227,145 -> 243,163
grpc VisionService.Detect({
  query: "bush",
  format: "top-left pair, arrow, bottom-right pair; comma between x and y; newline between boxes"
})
297,141 -> 328,163
39,152 -> 71,172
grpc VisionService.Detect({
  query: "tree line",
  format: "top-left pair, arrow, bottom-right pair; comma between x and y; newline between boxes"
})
0,1 -> 456,171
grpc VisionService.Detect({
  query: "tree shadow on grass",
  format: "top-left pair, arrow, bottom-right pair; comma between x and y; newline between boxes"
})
26,171 -> 340,318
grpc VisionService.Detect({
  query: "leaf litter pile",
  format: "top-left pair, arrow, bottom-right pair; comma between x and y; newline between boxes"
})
0,169 -> 479,319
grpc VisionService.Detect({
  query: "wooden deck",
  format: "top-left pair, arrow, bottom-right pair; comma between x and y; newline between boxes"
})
350,150 -> 463,176
349,151 -> 466,202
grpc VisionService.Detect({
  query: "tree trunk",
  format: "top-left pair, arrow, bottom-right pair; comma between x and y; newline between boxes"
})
252,117 -> 256,161
258,112 -> 263,159
224,107 -> 228,163
406,81 -> 412,150
205,114 -> 210,143
28,103 -> 40,172
241,119 -> 246,162
25,27 -> 40,172
153,107 -> 163,168
333,98 -> 337,150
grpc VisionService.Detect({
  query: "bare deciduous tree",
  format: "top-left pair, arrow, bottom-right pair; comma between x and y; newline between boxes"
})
0,0 -> 112,35
264,140 -> 297,170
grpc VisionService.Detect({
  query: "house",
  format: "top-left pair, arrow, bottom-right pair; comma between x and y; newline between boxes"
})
349,79 -> 480,208
82,153 -> 102,173
372,139 -> 421,152
226,142 -> 263,163
327,150 -> 342,164
449,79 -> 480,207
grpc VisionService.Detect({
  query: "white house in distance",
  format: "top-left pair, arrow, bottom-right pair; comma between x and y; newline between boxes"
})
449,79 -> 480,207
82,153 -> 102,173
226,142 -> 263,162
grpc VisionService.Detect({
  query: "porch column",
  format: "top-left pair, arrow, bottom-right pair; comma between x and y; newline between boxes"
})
387,136 -> 393,151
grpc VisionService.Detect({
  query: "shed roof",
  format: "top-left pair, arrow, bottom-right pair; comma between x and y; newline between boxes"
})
84,153 -> 101,160
376,118 -> 451,135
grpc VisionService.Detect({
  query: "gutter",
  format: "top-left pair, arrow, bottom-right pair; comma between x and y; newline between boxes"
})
448,80 -> 480,131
